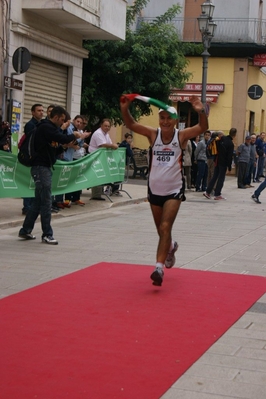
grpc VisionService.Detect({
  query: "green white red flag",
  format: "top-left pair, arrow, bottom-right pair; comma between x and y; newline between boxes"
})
122,93 -> 178,119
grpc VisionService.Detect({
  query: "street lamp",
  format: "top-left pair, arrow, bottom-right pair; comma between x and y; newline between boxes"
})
197,0 -> 217,107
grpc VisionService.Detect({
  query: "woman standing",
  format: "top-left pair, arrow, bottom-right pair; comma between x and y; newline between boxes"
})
191,135 -> 200,188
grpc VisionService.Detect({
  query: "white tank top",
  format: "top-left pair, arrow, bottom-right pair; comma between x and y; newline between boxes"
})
148,128 -> 183,196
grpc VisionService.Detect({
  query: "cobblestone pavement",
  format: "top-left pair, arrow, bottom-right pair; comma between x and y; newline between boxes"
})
1,176 -> 266,398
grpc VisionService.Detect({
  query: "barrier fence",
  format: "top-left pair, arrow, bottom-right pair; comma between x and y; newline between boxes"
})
0,148 -> 126,198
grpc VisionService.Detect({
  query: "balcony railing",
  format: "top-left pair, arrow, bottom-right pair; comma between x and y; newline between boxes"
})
69,0 -> 100,15
137,17 -> 266,45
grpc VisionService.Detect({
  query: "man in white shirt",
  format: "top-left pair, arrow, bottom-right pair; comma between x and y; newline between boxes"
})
89,118 -> 118,200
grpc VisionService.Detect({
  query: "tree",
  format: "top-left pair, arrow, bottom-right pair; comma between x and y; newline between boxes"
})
81,0 -> 201,128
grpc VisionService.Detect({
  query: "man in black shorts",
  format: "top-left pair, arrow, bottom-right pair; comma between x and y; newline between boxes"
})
120,96 -> 208,286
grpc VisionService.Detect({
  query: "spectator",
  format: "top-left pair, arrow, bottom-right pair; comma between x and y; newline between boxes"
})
191,135 -> 200,188
89,118 -> 118,200
53,112 -> 72,209
245,134 -> 256,187
73,115 -> 90,160
194,130 -> 211,192
22,103 -> 44,215
119,132 -> 134,162
18,106 -> 86,245
206,131 -> 218,187
45,104 -> 56,120
63,115 -> 90,206
203,127 -> 237,200
183,139 -> 192,189
0,118 -> 11,152
76,115 -> 90,156
237,136 -> 251,189
206,131 -> 224,189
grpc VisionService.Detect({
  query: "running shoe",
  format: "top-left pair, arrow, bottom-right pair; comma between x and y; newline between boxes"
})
150,267 -> 164,286
165,241 -> 178,268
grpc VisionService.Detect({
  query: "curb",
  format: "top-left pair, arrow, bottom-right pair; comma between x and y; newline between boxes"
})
0,197 -> 148,230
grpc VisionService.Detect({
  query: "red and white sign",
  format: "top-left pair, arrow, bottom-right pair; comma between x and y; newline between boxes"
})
170,93 -> 219,103
253,54 -> 266,67
172,83 -> 225,92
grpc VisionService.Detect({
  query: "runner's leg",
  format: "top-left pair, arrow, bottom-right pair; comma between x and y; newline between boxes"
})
150,199 -> 181,264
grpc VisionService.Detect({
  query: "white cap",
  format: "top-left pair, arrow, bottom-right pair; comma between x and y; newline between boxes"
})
159,107 -> 178,119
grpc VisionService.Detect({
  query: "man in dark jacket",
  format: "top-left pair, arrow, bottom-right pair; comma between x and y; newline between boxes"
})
22,103 -> 44,215
18,106 -> 85,245
203,127 -> 237,200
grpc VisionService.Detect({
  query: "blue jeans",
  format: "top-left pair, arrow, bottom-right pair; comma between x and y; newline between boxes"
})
196,160 -> 208,191
245,160 -> 255,185
22,197 -> 33,211
21,166 -> 53,237
254,177 -> 266,197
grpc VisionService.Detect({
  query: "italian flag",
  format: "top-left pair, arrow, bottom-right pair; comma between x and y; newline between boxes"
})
122,93 -> 178,119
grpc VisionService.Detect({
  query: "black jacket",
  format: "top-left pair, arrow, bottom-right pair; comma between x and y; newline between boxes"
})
217,135 -> 234,170
32,119 -> 76,167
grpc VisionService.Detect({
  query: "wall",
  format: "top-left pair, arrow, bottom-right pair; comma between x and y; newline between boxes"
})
246,65 -> 266,134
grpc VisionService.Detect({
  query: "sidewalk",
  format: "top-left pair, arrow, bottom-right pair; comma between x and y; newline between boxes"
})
0,182 -> 148,229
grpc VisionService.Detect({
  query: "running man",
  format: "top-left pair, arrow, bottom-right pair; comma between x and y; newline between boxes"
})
120,96 -> 208,286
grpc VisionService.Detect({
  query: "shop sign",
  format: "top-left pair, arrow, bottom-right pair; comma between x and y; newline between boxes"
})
253,54 -> 266,66
172,83 -> 225,92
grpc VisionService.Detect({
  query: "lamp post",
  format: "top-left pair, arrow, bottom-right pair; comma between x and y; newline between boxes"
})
197,0 -> 217,107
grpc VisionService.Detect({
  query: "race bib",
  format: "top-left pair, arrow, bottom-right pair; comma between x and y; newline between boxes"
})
153,150 -> 175,167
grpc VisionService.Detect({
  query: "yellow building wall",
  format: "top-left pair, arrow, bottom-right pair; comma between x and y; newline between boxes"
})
186,57 -> 235,134
116,56 -> 266,148
246,65 -> 266,134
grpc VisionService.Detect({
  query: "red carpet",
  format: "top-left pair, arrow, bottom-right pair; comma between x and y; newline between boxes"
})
1,262 -> 266,399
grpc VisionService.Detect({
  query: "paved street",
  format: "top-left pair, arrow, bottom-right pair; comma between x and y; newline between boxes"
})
1,175 -> 266,398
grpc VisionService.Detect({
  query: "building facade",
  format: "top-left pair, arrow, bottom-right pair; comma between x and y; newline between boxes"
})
125,0 -> 266,149
0,0 -> 127,148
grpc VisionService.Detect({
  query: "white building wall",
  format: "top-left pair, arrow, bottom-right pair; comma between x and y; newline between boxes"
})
213,0 -> 250,19
138,0 -> 185,18
127,0 -> 263,21
1,0 -> 126,127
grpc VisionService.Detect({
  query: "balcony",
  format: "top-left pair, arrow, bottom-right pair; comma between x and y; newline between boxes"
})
138,17 -> 266,56
22,0 -> 127,40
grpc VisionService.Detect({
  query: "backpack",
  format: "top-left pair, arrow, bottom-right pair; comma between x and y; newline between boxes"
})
206,137 -> 218,158
17,127 -> 38,166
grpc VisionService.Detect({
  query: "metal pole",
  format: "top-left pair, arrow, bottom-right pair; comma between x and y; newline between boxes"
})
201,48 -> 210,108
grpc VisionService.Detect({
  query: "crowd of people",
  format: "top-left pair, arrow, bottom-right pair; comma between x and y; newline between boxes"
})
184,128 -> 266,203
1,102 -> 135,245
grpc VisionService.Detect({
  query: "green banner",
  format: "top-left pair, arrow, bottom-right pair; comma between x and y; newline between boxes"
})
0,148 -> 126,198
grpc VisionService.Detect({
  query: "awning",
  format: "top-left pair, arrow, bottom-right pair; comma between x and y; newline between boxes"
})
169,92 -> 219,103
